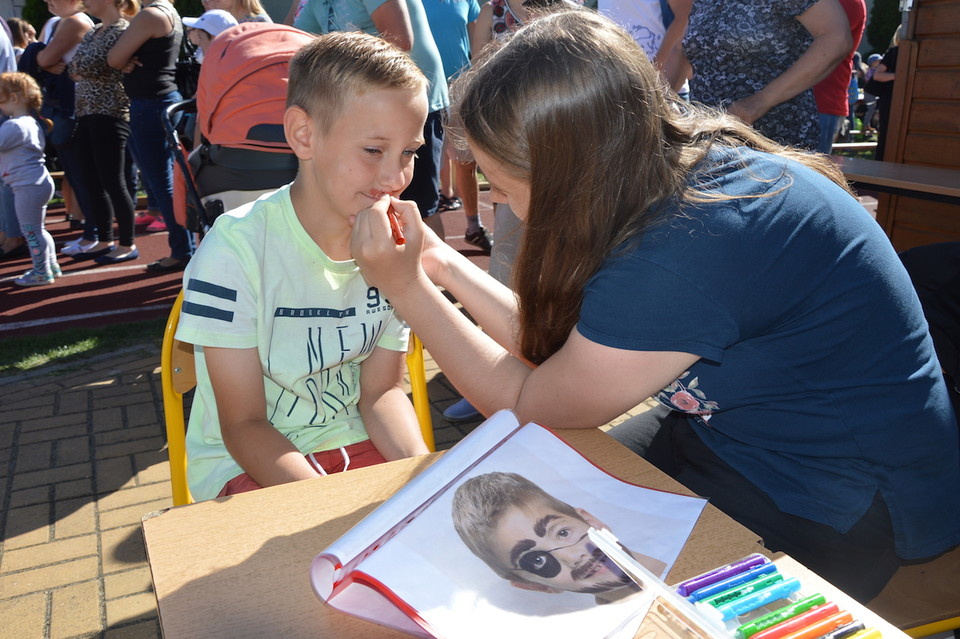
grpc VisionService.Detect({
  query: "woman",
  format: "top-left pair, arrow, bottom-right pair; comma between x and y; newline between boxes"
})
68,0 -> 140,264
678,0 -> 851,150
36,0 -> 96,255
201,0 -> 272,23
108,0 -> 194,271
865,25 -> 900,161
351,10 -> 960,603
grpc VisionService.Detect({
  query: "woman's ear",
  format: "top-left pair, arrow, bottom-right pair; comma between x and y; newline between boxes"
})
283,105 -> 315,160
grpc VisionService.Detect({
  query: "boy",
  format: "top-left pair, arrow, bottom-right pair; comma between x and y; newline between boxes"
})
176,32 -> 431,501
183,9 -> 238,57
452,472 -> 666,604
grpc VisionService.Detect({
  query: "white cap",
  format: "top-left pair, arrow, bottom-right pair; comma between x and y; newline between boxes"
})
183,10 -> 239,38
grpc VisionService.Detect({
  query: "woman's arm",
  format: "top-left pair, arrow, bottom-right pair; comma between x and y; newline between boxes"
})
470,2 -> 493,60
106,6 -> 170,70
36,14 -> 90,71
371,0 -> 414,51
205,346 -> 321,487
872,61 -> 895,83
727,0 -> 851,125
656,0 -> 692,91
358,345 -> 430,460
352,197 -> 700,428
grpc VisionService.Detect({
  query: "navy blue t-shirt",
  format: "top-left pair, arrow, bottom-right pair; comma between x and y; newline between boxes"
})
578,147 -> 960,559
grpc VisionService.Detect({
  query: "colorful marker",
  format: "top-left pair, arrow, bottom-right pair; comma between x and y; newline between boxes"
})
847,628 -> 882,639
778,611 -> 854,639
712,577 -> 803,621
818,620 -> 867,639
688,562 -> 780,602
749,603 -> 841,639
702,573 -> 785,608
677,553 -> 770,596
388,208 -> 405,245
737,594 -> 830,638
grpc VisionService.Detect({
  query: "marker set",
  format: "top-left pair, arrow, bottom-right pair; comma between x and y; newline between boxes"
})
675,554 -> 882,639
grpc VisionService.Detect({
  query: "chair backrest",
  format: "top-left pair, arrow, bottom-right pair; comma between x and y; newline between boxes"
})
160,290 -> 435,506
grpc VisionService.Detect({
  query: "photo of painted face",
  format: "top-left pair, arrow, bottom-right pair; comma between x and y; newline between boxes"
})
452,472 -> 666,602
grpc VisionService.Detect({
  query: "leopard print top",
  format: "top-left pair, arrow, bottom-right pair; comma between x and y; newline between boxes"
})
70,20 -> 130,121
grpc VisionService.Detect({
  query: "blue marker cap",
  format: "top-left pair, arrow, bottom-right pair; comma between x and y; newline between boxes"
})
713,577 -> 802,621
687,562 -> 780,602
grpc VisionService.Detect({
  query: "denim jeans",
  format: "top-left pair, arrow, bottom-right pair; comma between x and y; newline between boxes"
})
127,92 -> 194,260
816,112 -> 845,154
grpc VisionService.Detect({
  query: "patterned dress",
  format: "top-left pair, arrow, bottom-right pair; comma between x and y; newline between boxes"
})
683,0 -> 819,149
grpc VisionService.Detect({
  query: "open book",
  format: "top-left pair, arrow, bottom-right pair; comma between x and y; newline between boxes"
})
310,410 -> 709,639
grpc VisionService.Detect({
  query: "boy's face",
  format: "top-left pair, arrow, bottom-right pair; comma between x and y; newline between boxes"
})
488,502 -> 632,594
296,86 -> 427,224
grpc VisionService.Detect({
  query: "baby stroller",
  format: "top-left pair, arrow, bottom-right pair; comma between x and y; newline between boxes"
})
166,23 -> 315,234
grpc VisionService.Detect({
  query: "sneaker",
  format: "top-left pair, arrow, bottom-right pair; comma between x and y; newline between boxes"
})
14,269 -> 54,286
464,227 -> 493,254
135,213 -> 157,227
442,398 -> 482,423
146,219 -> 167,233
51,263 -> 62,278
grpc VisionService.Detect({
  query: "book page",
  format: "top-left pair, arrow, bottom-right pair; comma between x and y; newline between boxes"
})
356,423 -> 707,639
313,410 -> 524,600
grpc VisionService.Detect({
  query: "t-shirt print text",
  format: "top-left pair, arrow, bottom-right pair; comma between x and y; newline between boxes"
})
364,287 -> 393,315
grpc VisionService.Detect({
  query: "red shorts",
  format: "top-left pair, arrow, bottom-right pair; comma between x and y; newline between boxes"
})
216,439 -> 387,497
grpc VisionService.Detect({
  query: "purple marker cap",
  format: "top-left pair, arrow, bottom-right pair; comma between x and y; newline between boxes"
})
676,554 -> 769,597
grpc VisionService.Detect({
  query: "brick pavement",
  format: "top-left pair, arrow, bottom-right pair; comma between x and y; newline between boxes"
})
0,336 -> 651,638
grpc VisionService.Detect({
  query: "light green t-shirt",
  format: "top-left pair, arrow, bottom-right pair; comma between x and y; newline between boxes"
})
176,185 -> 409,500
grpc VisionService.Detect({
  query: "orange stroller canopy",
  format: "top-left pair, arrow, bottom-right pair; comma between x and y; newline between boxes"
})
197,23 -> 315,153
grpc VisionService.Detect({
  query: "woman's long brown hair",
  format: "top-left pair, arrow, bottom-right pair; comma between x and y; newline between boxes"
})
455,10 -> 851,365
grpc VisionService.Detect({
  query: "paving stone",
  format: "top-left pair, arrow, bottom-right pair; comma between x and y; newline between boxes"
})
55,436 -> 92,467
53,499 -> 97,539
19,422 -> 88,445
3,503 -> 51,550
9,486 -> 52,509
14,441 -> 53,473
90,407 -> 125,432
4,404 -> 54,422
103,618 -> 161,639
96,392 -> 154,411
131,451 -> 169,486
104,567 -> 153,600
96,456 -> 138,494
0,557 -> 99,597
101,526 -> 147,575
99,498 -> 169,533
0,592 -> 47,639
1,534 -> 98,572
56,391 -> 90,415
55,478 -> 96,502
98,483 -> 172,513
94,437 -> 167,461
96,424 -> 162,447
12,462 -> 92,491
105,592 -> 158,627
50,579 -> 102,639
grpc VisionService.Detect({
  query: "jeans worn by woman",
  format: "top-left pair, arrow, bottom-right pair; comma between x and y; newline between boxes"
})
127,91 -> 194,261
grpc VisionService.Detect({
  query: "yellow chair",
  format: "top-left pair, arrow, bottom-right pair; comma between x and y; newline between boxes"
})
160,290 -> 435,507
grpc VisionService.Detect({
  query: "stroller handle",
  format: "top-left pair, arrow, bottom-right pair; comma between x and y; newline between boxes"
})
163,98 -> 211,234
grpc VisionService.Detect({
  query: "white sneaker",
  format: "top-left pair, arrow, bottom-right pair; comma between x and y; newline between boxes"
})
51,263 -> 62,278
14,269 -> 54,286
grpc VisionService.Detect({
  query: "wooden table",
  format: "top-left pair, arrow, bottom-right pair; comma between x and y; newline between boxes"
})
832,155 -> 960,204
142,429 -> 905,638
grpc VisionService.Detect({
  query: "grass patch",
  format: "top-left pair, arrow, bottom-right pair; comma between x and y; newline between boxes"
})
0,316 -> 168,377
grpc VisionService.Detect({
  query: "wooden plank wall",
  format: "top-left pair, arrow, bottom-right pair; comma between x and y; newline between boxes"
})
877,0 -> 960,251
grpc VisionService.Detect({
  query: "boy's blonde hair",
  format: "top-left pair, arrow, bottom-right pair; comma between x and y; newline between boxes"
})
0,72 -> 44,113
286,31 -> 426,135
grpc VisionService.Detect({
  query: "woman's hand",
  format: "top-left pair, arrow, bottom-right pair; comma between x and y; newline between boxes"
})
45,60 -> 67,75
351,195 -> 426,296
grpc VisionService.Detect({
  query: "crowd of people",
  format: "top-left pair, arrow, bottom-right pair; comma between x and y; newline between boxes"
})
3,0 -> 956,609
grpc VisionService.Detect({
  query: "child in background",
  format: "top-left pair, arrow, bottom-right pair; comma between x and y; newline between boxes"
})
0,72 -> 58,286
176,31 -> 430,501
6,18 -> 37,62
